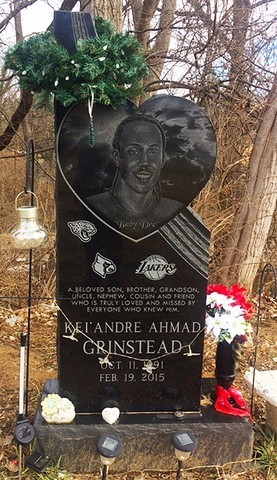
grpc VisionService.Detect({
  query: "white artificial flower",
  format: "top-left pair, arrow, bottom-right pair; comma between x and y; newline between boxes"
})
206,287 -> 252,344
206,292 -> 232,309
206,303 -> 251,342
245,322 -> 253,334
205,313 -> 222,340
225,316 -> 245,341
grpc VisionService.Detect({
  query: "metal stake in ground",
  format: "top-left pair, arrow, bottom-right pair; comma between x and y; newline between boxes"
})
15,333 -> 35,480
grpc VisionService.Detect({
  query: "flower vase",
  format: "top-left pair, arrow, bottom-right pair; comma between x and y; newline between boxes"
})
215,340 -> 236,390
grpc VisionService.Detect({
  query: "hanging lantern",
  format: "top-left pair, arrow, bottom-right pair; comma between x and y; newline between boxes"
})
10,191 -> 48,249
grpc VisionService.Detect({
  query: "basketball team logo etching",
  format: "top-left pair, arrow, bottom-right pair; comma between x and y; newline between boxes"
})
135,255 -> 177,280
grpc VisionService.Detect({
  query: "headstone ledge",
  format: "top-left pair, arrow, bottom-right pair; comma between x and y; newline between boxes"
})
33,379 -> 254,473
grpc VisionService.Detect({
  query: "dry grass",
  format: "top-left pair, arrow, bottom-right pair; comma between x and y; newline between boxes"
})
0,101 -> 276,478
0,295 -> 276,479
0,153 -> 56,306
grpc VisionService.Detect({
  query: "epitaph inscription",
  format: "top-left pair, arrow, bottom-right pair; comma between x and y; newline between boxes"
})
64,285 -> 203,357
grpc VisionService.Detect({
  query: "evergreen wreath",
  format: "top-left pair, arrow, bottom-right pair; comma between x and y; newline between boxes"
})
4,17 -> 149,109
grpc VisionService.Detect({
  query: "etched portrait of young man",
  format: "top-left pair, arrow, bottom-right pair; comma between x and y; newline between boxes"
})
85,114 -> 182,234
57,95 -> 216,242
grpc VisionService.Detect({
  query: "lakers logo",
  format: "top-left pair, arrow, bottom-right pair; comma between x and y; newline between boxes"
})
135,255 -> 177,280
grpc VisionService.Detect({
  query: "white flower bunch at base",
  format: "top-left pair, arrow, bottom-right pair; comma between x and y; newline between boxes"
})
41,393 -> 75,424
206,308 -> 251,343
205,284 -> 253,344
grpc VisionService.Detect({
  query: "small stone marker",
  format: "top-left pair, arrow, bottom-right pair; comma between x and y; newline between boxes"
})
244,368 -> 277,430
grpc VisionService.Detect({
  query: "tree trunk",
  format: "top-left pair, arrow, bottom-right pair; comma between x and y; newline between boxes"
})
130,0 -> 176,100
80,0 -> 122,31
14,0 -> 30,143
97,0 -> 122,31
229,0 -> 251,90
221,73 -> 277,292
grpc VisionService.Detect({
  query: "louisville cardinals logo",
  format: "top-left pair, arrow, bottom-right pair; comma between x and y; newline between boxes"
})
92,253 -> 117,278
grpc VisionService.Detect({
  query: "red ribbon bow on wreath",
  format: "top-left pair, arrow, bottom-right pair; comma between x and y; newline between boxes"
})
214,385 -> 253,421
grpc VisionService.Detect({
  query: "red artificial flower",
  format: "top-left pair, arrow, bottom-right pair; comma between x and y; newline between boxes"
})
230,284 -> 246,295
229,284 -> 253,317
236,334 -> 248,344
207,284 -> 230,296
207,283 -> 253,318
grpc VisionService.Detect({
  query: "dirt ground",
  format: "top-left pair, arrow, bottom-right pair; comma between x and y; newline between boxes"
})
0,294 -> 276,479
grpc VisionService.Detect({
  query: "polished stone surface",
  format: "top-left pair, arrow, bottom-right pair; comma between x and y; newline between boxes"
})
55,97 -> 215,413
54,11 -> 216,415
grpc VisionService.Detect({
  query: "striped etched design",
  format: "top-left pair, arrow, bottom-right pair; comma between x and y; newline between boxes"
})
160,208 -> 210,279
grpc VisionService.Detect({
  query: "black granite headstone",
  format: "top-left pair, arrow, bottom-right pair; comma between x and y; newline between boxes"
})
54,11 -> 216,416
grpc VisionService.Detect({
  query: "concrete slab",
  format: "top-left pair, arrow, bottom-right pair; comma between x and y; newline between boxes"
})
244,368 -> 277,430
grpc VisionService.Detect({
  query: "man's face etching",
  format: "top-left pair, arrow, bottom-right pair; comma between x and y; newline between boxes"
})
114,120 -> 164,194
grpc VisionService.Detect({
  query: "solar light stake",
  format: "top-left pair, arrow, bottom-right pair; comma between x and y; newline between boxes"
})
15,334 -> 35,480
9,140 -> 48,416
176,459 -> 184,480
171,432 -> 197,480
102,462 -> 109,480
96,435 -> 123,480
10,191 -> 48,250
19,334 -> 27,420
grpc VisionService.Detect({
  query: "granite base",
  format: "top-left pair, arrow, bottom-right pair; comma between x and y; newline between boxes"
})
33,380 -> 254,473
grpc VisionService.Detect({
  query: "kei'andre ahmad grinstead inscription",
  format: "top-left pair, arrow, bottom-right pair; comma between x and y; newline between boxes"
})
60,279 -> 206,411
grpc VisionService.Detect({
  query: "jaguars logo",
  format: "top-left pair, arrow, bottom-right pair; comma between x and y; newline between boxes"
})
67,220 -> 97,242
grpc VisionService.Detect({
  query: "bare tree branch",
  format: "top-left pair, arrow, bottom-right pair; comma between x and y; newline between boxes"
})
0,0 -> 78,151
0,90 -> 33,151
251,0 -> 276,9
0,0 -> 38,33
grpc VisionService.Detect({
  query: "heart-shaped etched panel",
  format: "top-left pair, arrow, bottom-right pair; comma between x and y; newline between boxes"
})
57,95 -> 216,241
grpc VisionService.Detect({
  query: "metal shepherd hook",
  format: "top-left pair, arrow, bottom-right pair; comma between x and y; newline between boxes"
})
24,139 -> 35,415
250,263 -> 277,416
